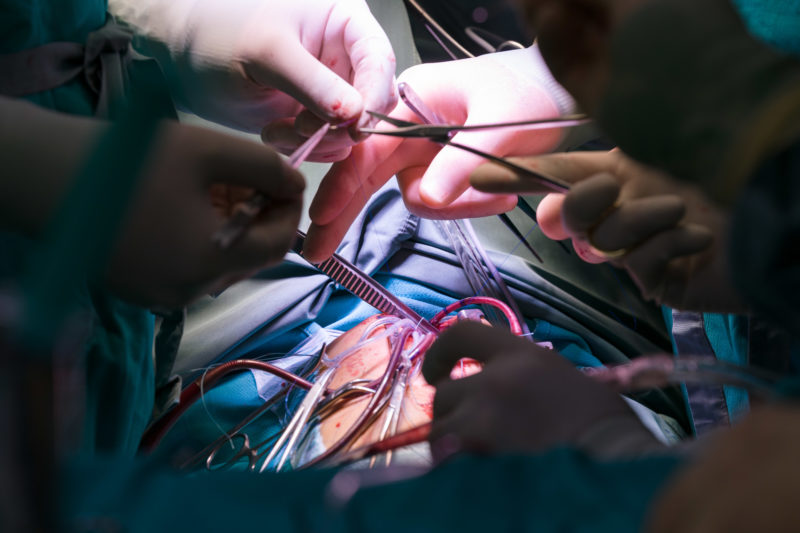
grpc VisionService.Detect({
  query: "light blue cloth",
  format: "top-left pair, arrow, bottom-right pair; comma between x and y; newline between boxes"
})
162,180 -> 686,459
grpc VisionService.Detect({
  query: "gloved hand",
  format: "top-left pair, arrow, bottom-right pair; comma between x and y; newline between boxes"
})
106,120 -> 305,308
517,0 -> 646,113
110,0 -> 397,161
303,46 -> 575,262
1,97 -> 304,309
471,150 -> 746,312
519,0 -> 800,205
648,405 -> 800,533
422,321 -> 660,462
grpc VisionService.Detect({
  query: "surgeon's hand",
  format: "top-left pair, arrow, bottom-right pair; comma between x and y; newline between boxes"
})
422,322 -> 658,462
517,0 -> 647,113
105,121 -> 304,309
303,46 -> 574,262
471,150 -> 745,312
111,0 -> 396,161
519,0 -> 800,205
647,405 -> 800,533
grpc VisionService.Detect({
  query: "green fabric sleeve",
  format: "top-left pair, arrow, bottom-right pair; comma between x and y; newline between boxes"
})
598,0 -> 800,206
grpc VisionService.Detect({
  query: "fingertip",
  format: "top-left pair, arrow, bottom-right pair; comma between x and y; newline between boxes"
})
562,171 -> 621,234
308,164 -> 353,224
329,85 -> 365,124
301,224 -> 334,264
282,165 -> 307,195
423,322 -> 495,384
537,193 -> 569,240
680,223 -> 715,250
573,238 -> 610,264
419,172 -> 464,208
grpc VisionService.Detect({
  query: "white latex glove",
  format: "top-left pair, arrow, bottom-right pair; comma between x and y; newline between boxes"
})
303,46 -> 575,262
471,150 -> 746,313
110,0 -> 397,161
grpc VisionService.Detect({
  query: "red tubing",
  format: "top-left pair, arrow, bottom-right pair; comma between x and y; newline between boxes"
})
141,296 -> 522,455
139,360 -> 314,453
430,296 -> 523,335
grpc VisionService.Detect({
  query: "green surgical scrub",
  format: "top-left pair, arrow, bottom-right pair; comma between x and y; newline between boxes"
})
1,0 -> 156,455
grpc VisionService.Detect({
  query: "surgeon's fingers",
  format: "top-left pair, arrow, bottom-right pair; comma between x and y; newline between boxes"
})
220,193 -> 304,272
428,406 -> 476,463
304,176 -> 376,263
419,113 -> 562,208
560,172 -> 621,235
588,195 -> 686,251
537,193 -> 569,240
336,2 -> 398,130
431,378 -> 472,420
307,129 -> 407,226
303,139 -> 436,262
470,150 -> 619,194
204,141 -> 306,199
261,115 -> 354,161
419,135 -> 507,208
397,166 -> 517,219
422,322 -> 526,385
624,224 -> 714,301
245,37 -> 364,124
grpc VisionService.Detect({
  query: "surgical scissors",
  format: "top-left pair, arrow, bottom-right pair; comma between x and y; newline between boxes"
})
361,111 -> 584,194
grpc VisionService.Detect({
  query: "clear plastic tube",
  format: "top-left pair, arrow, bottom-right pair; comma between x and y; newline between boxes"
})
321,317 -> 413,366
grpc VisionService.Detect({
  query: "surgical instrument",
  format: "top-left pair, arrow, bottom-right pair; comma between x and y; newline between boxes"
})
212,122 -> 332,249
400,81 -> 548,270
362,112 -> 576,194
328,354 -> 785,467
292,230 -> 439,336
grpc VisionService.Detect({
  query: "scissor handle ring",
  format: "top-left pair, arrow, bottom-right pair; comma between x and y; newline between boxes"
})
206,433 -> 254,471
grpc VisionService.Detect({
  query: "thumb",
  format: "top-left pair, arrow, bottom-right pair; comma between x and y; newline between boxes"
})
470,150 -> 620,194
205,141 -> 306,198
247,39 -> 364,123
420,126 -> 526,207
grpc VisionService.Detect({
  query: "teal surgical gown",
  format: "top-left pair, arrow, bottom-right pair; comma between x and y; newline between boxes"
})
3,0 -> 795,530
1,0 -> 156,456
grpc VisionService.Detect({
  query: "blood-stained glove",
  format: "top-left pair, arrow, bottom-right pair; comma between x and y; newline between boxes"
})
303,46 -> 575,262
518,0 -> 800,205
471,149 -> 746,313
422,322 -> 661,462
110,0 -> 397,161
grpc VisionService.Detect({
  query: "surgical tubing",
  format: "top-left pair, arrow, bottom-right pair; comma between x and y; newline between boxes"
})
322,317 -> 414,366
139,360 -> 315,452
302,326 -> 419,468
431,296 -> 523,335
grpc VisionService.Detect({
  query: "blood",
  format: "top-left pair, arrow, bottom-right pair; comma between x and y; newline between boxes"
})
331,100 -> 342,111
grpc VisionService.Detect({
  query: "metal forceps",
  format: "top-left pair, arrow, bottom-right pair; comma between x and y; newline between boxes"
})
205,366 -> 335,473
292,230 -> 439,336
361,111 -> 584,193
212,122 -> 332,249
381,81 -> 581,262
